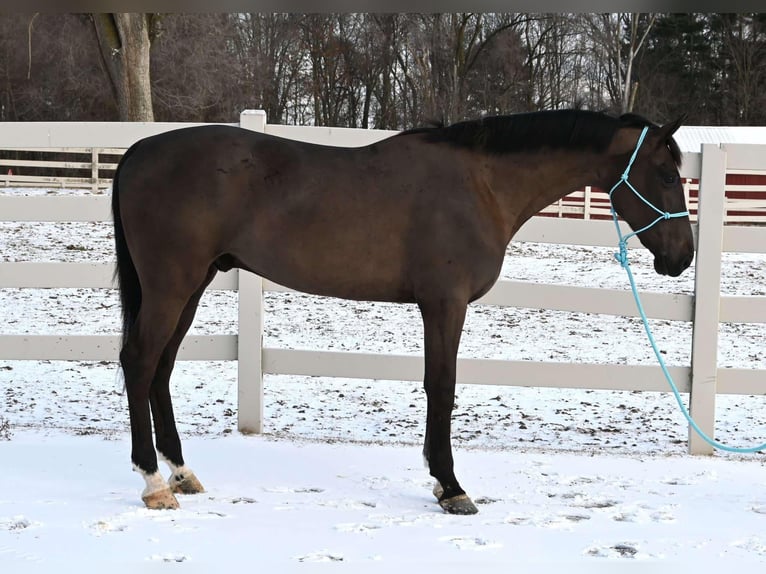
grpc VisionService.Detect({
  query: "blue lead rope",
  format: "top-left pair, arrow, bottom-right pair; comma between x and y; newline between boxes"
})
608,126 -> 766,454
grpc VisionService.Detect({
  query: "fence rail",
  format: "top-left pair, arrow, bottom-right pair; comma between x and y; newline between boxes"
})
1,111 -> 765,455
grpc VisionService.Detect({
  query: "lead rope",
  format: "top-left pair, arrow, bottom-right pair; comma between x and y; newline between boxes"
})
609,126 -> 766,454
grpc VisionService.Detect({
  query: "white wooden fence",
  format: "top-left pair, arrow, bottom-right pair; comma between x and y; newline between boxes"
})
1,110 -> 765,455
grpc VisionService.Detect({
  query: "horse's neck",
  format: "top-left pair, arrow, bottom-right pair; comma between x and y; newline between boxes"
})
485,149 -> 611,239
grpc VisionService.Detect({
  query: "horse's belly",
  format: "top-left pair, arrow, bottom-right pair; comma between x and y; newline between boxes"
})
231,230 -> 414,303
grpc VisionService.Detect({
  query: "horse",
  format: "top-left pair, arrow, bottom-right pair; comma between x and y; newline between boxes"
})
112,109 -> 694,514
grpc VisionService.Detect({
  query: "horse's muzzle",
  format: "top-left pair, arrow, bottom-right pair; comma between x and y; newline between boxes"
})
654,252 -> 694,277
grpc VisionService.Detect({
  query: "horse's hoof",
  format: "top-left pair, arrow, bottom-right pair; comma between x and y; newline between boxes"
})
439,494 -> 479,515
169,472 -> 205,495
142,487 -> 180,510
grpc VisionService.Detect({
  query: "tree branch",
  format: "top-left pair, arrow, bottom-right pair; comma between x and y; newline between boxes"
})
27,13 -> 39,80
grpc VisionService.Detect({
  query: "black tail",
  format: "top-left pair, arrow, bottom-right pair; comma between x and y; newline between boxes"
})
112,142 -> 143,348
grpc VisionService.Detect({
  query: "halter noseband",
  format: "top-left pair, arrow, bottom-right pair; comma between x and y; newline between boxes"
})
608,126 -> 689,266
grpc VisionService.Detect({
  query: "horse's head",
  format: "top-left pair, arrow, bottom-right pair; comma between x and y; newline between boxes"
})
605,116 -> 695,277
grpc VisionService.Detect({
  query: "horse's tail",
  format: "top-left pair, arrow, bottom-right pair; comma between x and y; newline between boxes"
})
112,141 -> 143,348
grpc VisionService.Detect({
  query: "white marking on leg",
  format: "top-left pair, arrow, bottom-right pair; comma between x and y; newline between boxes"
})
134,465 -> 168,498
158,452 -> 194,483
114,366 -> 126,394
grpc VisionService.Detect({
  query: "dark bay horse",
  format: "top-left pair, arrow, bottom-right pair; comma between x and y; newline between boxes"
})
112,110 -> 694,514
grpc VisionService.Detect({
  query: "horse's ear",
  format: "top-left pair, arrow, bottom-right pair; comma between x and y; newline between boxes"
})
653,114 -> 686,146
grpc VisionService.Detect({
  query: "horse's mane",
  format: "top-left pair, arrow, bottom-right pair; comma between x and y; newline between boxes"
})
400,110 -> 682,167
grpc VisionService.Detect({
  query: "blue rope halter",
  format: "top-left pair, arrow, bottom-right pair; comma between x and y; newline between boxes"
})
609,126 -> 765,454
608,127 -> 689,266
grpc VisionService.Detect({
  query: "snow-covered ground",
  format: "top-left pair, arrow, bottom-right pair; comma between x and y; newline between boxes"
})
1,187 -> 766,569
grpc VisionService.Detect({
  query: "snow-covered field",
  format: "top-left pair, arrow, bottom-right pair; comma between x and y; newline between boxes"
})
1,187 -> 766,569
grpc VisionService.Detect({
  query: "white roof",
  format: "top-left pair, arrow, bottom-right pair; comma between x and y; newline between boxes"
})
675,126 -> 766,153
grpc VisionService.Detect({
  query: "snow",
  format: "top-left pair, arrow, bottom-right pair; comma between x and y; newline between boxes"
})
4,431 -> 766,569
2,187 -> 766,569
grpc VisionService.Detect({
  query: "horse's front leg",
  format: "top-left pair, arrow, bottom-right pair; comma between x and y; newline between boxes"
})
419,297 -> 478,515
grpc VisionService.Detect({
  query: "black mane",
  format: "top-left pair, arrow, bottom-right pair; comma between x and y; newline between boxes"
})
400,110 -> 682,167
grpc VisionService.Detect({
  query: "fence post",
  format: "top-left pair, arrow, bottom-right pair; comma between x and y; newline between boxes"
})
240,109 -> 266,133
236,110 -> 267,433
688,144 -> 727,455
237,270 -> 264,434
91,148 -> 99,193
583,186 -> 592,220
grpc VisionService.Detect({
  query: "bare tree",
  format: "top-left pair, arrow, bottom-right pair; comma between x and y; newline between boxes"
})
231,14 -> 305,124
5,12 -> 763,128
402,14 -> 528,124
91,13 -> 157,121
0,14 -> 114,121
579,13 -> 656,113
369,14 -> 402,129
300,14 -> 360,126
715,13 -> 766,124
621,13 -> 657,113
521,14 -> 586,110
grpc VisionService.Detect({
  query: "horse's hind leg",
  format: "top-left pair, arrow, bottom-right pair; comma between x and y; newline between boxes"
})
121,274 -> 207,510
419,297 -> 478,515
150,266 -> 218,496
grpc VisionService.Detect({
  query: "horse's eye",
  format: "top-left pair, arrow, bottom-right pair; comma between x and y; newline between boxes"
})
662,173 -> 678,185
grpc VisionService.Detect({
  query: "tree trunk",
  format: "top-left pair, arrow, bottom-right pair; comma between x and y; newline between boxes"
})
92,13 -> 154,121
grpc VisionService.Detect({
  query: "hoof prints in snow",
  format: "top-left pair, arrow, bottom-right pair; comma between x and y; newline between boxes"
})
612,505 -> 677,524
565,495 -> 619,509
335,522 -> 382,534
562,514 -> 591,522
442,536 -> 502,551
148,553 -> 189,563
90,520 -> 128,534
296,551 -> 344,562
230,496 -> 257,504
586,543 -> 640,558
504,513 -> 591,528
262,486 -> 325,494
0,516 -> 34,531
732,537 -> 766,555
473,496 -> 502,505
